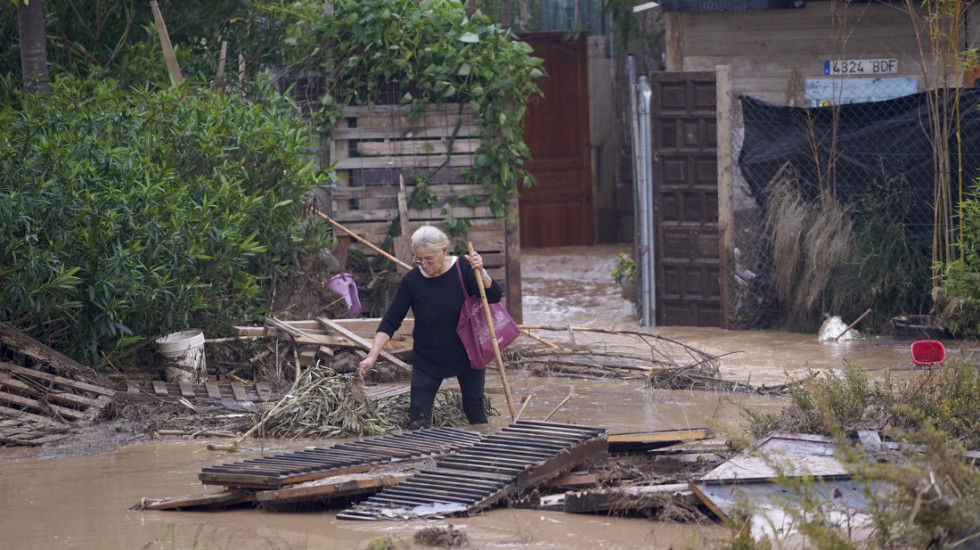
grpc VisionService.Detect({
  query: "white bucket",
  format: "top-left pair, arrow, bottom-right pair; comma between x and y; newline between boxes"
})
155,330 -> 207,383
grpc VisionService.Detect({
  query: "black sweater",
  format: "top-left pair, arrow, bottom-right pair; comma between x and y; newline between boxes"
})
378,257 -> 503,378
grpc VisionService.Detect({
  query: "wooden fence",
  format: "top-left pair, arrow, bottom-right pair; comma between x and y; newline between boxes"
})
322,104 -> 522,319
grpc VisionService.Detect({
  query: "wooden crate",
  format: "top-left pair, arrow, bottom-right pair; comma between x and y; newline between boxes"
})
325,104 -> 522,317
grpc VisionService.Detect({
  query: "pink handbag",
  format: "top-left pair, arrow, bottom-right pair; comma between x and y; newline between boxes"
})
455,262 -> 519,370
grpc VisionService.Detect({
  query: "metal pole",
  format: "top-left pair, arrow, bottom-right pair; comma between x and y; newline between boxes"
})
637,76 -> 655,326
626,56 -> 642,322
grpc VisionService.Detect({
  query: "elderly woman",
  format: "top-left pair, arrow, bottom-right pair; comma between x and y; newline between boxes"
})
358,225 -> 503,428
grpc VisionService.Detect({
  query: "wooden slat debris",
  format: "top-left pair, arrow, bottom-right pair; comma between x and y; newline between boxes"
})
134,490 -> 257,511
0,321 -> 92,376
608,427 -> 714,453
0,358 -> 115,446
563,483 -> 692,514
337,421 -> 608,521
317,317 -> 412,374
256,472 -> 413,506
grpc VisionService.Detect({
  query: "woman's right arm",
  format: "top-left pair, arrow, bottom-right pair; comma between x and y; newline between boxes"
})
358,274 -> 413,376
358,332 -> 392,376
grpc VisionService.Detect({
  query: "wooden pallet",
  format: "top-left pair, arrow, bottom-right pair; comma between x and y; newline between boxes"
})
0,361 -> 115,446
125,381 -> 274,403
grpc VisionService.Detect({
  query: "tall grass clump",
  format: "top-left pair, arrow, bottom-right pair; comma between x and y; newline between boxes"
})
0,73 -> 329,364
763,161 -> 932,332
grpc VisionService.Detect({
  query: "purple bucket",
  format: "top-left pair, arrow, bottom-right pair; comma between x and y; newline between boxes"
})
327,273 -> 362,317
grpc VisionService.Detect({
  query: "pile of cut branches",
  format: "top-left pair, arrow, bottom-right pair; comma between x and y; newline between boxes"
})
512,326 -> 786,395
261,366 -> 495,439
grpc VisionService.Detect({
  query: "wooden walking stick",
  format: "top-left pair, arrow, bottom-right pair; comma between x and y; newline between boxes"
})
467,242 -> 517,419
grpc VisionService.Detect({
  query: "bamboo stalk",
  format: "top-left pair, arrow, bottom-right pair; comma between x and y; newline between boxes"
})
313,209 -> 412,271
468,242 -> 517,419
148,0 -> 183,86
833,308 -> 872,341
543,386 -> 574,422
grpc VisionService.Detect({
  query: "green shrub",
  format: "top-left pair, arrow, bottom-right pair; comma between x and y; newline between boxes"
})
0,73 -> 328,364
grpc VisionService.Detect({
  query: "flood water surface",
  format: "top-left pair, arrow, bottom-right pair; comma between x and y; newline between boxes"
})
2,245 -> 968,550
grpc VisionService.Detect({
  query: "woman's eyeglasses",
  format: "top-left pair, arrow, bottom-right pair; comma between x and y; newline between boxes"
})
412,250 -> 444,267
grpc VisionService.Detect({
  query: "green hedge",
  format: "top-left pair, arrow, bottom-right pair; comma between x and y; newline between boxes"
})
0,74 -> 327,364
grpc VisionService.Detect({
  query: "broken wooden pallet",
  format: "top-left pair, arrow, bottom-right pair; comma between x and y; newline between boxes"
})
121,380 -> 274,403
337,420 -> 608,521
0,360 -> 115,446
198,427 -> 484,489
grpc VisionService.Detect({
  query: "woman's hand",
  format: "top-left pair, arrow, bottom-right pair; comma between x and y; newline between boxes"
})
465,251 -> 491,287
358,356 -> 376,377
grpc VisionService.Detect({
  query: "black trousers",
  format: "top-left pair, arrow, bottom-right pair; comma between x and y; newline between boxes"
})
408,367 -> 487,429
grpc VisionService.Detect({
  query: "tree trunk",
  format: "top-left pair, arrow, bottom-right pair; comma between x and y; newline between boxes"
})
501,0 -> 512,28
17,0 -> 50,95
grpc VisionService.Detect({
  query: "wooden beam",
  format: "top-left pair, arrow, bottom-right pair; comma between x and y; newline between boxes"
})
316,317 -> 412,374
0,361 -> 115,397
715,63 -> 734,330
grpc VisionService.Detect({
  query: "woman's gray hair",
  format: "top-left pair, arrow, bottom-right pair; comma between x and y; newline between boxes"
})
411,225 -> 449,252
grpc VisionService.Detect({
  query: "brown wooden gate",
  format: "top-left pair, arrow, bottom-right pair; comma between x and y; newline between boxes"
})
518,32 -> 594,248
650,72 -> 725,327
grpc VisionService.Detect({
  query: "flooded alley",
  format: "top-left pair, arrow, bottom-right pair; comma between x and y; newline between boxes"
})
1,245 -> 967,550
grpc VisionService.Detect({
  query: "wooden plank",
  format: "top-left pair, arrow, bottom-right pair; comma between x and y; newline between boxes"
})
232,326 -> 267,337
0,322 -> 91,376
230,383 -> 247,402
151,381 -> 168,395
0,390 -> 87,420
256,472 -> 412,505
607,428 -> 714,452
332,153 -> 474,171
205,383 -> 222,399
0,361 -> 115,397
316,317 -> 412,374
178,381 -> 195,398
140,490 -> 257,511
0,373 -> 103,408
255,383 -> 273,401
332,123 -> 480,140
563,483 -> 691,514
356,138 -> 481,157
0,404 -> 70,429
349,167 -> 469,186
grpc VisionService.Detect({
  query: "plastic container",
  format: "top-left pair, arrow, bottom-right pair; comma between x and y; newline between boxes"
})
327,273 -> 362,316
910,340 -> 945,366
155,330 -> 207,383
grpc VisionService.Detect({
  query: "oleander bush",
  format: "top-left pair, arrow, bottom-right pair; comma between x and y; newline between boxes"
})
0,73 -> 329,364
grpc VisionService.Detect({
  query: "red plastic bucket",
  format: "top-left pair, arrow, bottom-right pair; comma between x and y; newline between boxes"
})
910,340 -> 945,366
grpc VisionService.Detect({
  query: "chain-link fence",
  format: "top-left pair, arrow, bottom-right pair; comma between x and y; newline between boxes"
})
726,81 -> 980,332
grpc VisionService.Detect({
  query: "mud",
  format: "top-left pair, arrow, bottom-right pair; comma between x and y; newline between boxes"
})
2,244 -> 972,550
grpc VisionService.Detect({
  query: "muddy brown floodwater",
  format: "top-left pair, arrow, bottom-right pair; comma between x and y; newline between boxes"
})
2,244 -> 974,550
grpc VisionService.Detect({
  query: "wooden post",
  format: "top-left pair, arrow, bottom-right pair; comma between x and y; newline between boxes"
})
505,194 -> 523,323
149,0 -> 182,86
664,13 -> 683,72
716,64 -> 734,329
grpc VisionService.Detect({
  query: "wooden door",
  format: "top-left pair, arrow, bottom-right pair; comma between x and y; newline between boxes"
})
650,72 -> 725,326
518,32 -> 594,247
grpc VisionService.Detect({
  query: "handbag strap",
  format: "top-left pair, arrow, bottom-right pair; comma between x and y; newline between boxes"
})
455,260 -> 471,298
